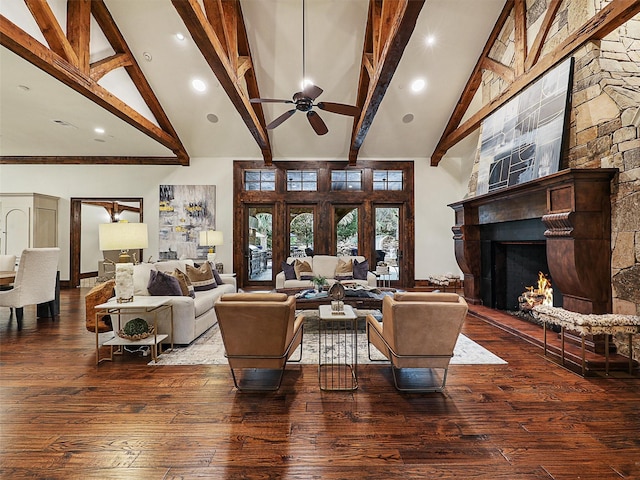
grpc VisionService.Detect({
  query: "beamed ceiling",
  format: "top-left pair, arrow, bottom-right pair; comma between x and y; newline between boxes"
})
1,0 -> 638,167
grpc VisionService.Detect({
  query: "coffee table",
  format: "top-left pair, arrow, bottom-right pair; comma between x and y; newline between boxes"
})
276,287 -> 393,310
318,304 -> 358,391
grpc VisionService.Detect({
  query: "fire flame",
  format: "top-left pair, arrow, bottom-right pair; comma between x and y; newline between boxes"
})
525,272 -> 553,307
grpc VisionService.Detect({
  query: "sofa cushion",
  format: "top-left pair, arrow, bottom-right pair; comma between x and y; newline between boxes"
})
147,270 -> 183,296
311,255 -> 339,279
353,258 -> 369,280
186,262 -> 217,291
294,259 -> 314,280
154,259 -> 193,273
281,261 -> 296,280
133,263 -> 155,296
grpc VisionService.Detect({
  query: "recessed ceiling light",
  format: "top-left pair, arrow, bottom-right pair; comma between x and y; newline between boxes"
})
176,32 -> 185,41
206,113 -> 219,123
425,35 -> 436,46
402,114 -> 414,124
94,127 -> 105,134
192,78 -> 207,92
143,52 -> 152,62
411,79 -> 426,92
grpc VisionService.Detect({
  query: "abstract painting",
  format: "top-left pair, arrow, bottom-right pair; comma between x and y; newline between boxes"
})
159,185 -> 216,260
476,57 -> 573,195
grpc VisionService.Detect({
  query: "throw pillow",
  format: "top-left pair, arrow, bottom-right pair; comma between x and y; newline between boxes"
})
281,261 -> 296,280
334,258 -> 354,281
147,270 -> 183,296
186,262 -> 217,291
353,258 -> 369,280
294,259 -> 313,281
169,269 -> 195,298
209,262 -> 224,286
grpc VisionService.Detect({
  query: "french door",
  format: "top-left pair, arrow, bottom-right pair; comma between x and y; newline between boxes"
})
244,205 -> 273,286
374,205 -> 403,284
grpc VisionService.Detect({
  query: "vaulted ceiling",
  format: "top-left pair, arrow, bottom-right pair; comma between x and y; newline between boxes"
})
0,0 -> 539,166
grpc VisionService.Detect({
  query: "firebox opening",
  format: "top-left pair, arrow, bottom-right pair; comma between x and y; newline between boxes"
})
480,219 -> 563,323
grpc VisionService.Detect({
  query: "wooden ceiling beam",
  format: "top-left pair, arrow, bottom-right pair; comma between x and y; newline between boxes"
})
66,0 -> 91,74
0,15 -> 184,161
90,0 -> 188,165
24,0 -> 78,65
430,0 -> 640,166
349,0 -> 425,165
513,0 -> 526,77
525,0 -> 562,72
90,53 -> 132,82
172,0 -> 271,164
0,156 -> 183,165
429,0 -> 513,166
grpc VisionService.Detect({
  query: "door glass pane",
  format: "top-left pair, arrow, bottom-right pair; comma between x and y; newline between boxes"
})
375,207 -> 399,280
335,207 -> 358,256
248,207 -> 272,281
289,207 -> 314,257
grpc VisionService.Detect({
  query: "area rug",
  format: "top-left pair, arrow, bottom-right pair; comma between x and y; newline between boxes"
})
149,315 -> 507,366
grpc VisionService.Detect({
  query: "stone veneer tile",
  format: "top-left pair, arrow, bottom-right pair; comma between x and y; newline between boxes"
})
613,298 -> 638,316
575,94 -> 619,131
612,231 -> 635,269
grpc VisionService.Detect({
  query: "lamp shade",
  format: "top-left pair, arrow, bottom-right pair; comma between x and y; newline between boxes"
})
199,230 -> 223,247
99,222 -> 149,251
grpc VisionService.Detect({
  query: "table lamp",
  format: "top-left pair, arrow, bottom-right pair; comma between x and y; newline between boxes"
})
99,221 -> 148,303
199,230 -> 223,263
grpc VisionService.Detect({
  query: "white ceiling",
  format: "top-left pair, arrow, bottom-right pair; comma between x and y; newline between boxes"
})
0,0 -> 505,162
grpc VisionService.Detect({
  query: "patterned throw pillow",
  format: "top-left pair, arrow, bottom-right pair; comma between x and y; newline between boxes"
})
147,270 -> 183,296
186,262 -> 217,291
334,258 -> 354,281
281,261 -> 296,280
353,258 -> 369,280
294,259 -> 314,281
169,269 -> 195,298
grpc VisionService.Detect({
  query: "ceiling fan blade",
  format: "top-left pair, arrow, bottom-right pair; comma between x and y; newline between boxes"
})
307,111 -> 328,135
267,109 -> 297,129
303,84 -> 323,100
316,102 -> 360,117
250,98 -> 293,104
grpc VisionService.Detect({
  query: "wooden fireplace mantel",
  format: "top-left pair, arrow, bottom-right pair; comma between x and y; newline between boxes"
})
449,168 -> 618,314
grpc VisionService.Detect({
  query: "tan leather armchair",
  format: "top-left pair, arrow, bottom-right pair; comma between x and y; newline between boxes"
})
366,292 -> 468,392
214,293 -> 304,391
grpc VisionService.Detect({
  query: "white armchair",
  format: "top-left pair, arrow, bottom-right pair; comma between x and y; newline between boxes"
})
0,248 -> 60,330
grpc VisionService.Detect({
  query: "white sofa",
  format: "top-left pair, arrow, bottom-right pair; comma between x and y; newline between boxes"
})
128,259 -> 236,345
275,255 -> 376,289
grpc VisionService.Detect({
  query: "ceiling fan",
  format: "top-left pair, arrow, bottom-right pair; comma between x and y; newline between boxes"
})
249,0 -> 360,135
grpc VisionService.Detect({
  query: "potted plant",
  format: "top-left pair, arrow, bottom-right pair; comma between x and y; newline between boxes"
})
312,275 -> 327,292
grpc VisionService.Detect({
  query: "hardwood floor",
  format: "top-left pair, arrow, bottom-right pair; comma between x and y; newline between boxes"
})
1,288 -> 639,479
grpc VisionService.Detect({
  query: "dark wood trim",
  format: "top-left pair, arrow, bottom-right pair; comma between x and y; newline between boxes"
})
69,197 -> 143,288
233,160 -> 415,290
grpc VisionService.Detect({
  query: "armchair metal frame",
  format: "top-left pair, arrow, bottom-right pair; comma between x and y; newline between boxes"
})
226,326 -> 303,391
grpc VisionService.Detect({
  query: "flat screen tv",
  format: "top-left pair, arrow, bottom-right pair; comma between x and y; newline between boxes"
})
476,56 -> 574,195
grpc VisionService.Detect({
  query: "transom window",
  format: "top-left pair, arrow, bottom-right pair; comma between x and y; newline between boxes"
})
287,170 -> 318,191
373,170 -> 403,190
244,170 -> 275,191
331,170 -> 362,191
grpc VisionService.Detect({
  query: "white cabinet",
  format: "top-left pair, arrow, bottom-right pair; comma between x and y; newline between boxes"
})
0,193 -> 59,258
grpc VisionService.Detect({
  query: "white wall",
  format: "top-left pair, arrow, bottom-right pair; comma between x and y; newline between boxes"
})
0,156 -> 468,282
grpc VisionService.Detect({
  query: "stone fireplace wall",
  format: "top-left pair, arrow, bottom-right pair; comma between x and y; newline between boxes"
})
465,2 -> 640,358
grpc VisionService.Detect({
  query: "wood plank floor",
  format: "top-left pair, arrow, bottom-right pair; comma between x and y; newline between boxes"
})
1,288 -> 639,479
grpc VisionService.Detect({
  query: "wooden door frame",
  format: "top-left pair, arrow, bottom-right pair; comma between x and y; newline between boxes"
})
69,197 -> 143,288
